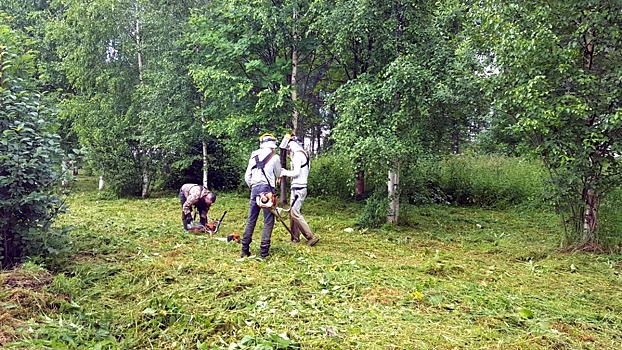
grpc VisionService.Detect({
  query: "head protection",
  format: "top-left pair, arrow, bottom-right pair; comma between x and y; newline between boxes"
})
259,133 -> 277,149
279,134 -> 302,151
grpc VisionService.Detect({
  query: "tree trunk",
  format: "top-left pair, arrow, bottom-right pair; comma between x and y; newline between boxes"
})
141,165 -> 150,198
135,15 -> 143,81
355,170 -> 365,199
452,128 -> 460,154
202,139 -> 208,188
136,12 -> 149,198
291,0 -> 299,133
0,48 -> 4,88
582,188 -> 598,245
387,166 -> 400,224
291,51 -> 299,134
280,147 -> 288,205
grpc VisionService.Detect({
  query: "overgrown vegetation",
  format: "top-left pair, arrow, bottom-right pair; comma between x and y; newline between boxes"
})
2,176 -> 622,349
0,18 -> 69,268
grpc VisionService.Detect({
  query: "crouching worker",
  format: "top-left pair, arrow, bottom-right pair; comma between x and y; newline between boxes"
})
240,133 -> 281,259
179,184 -> 216,230
280,135 -> 319,246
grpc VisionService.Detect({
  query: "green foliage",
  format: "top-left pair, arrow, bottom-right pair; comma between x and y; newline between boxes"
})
472,0 -> 622,245
597,187 -> 622,249
0,22 -> 70,267
436,155 -> 547,208
356,190 -> 390,228
307,152 -> 353,200
187,0 -> 296,141
49,0 -> 213,197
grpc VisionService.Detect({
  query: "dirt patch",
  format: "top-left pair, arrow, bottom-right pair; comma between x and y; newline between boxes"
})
363,287 -> 405,306
0,266 -> 57,346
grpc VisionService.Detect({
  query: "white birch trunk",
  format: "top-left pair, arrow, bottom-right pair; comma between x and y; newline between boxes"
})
136,16 -> 143,81
387,167 -> 400,224
141,166 -> 150,198
202,140 -> 208,188
291,3 -> 299,133
61,160 -> 68,187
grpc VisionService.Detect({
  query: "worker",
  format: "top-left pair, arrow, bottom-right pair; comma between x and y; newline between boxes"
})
240,133 -> 281,259
179,184 -> 216,230
280,135 -> 319,246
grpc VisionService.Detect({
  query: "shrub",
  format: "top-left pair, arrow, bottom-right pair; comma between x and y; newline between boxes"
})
356,190 -> 390,228
0,24 -> 70,267
307,152 -> 353,200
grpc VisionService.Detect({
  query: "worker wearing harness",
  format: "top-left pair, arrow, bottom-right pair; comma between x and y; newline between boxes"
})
280,136 -> 319,246
240,133 -> 282,259
179,184 -> 216,230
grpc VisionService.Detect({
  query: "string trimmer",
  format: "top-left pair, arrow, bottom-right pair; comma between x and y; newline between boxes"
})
188,210 -> 227,236
265,195 -> 298,235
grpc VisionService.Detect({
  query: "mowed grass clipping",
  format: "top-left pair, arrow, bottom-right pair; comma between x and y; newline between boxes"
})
2,176 -> 622,349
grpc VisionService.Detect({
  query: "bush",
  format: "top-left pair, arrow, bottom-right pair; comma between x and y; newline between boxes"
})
356,190 -> 390,228
307,152 -> 353,200
0,25 -> 70,267
0,86 -> 71,267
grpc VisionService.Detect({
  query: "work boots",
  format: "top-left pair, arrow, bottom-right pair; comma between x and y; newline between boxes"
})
307,236 -> 319,247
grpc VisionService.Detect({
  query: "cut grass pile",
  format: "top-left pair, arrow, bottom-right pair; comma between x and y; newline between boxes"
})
2,176 -> 622,349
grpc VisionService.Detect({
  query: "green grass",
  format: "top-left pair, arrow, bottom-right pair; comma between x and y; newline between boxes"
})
2,176 -> 622,349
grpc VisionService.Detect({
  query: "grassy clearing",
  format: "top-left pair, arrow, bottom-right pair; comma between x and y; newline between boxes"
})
2,176 -> 622,349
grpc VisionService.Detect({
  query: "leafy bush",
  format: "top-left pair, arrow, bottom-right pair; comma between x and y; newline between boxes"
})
356,190 -> 390,228
0,87 -> 71,267
0,23 -> 70,267
307,152 -> 353,200
400,157 -> 448,205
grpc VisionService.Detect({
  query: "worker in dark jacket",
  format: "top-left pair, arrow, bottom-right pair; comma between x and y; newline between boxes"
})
179,184 -> 216,230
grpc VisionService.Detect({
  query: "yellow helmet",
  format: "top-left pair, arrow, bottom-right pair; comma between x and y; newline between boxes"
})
259,133 -> 277,149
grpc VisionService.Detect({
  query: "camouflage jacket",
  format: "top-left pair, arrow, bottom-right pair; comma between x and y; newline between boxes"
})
181,184 -> 211,218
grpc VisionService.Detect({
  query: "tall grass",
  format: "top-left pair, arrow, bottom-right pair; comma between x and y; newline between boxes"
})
401,154 -> 547,208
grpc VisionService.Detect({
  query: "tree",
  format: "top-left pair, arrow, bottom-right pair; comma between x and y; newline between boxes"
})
473,0 -> 622,248
187,0 -> 326,202
51,0 -> 210,196
0,17 -> 69,267
329,0 -> 484,224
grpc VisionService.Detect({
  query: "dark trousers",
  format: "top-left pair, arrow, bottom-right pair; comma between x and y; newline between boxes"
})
241,184 -> 275,257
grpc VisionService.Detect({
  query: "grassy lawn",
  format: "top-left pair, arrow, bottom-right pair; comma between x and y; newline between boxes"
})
2,176 -> 622,349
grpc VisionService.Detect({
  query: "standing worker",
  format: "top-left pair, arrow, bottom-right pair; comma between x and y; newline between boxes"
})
179,184 -> 217,230
280,135 -> 319,246
240,133 -> 282,259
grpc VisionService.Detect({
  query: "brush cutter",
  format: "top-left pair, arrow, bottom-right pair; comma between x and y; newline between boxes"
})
268,195 -> 299,235
188,210 -> 227,236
